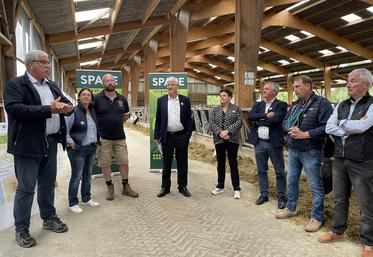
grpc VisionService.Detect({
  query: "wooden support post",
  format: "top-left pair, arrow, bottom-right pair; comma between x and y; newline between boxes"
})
121,67 -> 129,97
287,74 -> 294,105
259,78 -> 265,101
4,0 -> 16,82
130,56 -> 141,107
324,66 -> 331,101
234,0 -> 263,107
144,39 -> 158,106
169,6 -> 190,72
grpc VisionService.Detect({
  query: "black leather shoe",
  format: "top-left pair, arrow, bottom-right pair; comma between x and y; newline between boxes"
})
179,187 -> 191,197
157,188 -> 170,198
278,197 -> 286,209
255,195 -> 269,205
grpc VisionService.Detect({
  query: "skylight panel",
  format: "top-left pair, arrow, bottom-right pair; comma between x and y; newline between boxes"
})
75,8 -> 110,23
214,76 -> 221,80
78,41 -> 103,50
319,49 -> 334,56
341,13 -> 361,23
286,0 -> 310,11
209,64 -> 217,69
284,35 -> 300,42
257,66 -> 263,71
227,56 -> 235,62
193,69 -> 201,73
367,6 -> 373,14
278,59 -> 290,65
80,60 -> 98,66
300,30 -> 313,37
336,46 -> 347,52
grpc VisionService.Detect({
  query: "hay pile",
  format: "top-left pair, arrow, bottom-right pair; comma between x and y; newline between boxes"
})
126,124 -> 361,242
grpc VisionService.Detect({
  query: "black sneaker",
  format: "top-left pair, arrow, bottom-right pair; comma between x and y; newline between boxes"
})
15,230 -> 37,248
42,217 -> 68,233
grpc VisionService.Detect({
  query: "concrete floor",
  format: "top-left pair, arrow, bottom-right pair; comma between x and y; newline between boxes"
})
0,128 -> 362,257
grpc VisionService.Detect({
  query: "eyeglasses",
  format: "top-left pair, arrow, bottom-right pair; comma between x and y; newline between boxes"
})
104,80 -> 116,83
32,60 -> 51,65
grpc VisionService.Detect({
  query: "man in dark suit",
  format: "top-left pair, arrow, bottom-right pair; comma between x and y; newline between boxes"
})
154,76 -> 193,197
248,82 -> 288,209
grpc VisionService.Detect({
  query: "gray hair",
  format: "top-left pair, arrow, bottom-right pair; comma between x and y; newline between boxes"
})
165,76 -> 179,86
265,81 -> 280,94
25,50 -> 48,67
350,68 -> 372,87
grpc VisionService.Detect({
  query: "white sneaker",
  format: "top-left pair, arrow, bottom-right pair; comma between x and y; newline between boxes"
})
211,188 -> 224,195
234,191 -> 241,199
68,205 -> 83,214
82,199 -> 100,207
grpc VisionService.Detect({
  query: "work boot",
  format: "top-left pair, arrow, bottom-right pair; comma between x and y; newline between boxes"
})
275,208 -> 297,219
106,184 -> 114,200
304,218 -> 322,232
122,184 -> 139,198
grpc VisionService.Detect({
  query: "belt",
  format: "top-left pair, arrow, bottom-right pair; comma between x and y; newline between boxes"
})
167,130 -> 185,135
46,133 -> 59,139
259,138 -> 270,142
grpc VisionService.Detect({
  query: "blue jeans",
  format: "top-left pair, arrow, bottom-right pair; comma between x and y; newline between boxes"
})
13,136 -> 58,232
67,144 -> 97,207
254,140 -> 286,198
287,148 -> 324,221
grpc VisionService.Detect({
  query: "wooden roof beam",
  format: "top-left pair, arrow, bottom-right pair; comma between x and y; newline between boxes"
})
185,63 -> 234,82
187,70 -> 226,86
68,0 -> 80,62
47,15 -> 169,45
101,0 -> 124,62
142,0 -> 161,24
263,10 -> 373,59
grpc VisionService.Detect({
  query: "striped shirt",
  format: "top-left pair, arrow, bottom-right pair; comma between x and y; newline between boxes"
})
27,72 -> 60,134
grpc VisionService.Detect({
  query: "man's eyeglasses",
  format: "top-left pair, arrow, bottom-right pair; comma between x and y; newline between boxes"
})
32,60 -> 51,65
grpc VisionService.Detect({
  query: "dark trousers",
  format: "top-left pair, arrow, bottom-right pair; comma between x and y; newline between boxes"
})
13,136 -> 58,232
331,158 -> 373,246
215,141 -> 241,191
161,132 -> 189,189
254,140 -> 286,198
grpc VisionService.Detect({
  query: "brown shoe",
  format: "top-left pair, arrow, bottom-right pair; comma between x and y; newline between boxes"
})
305,218 -> 322,232
106,184 -> 114,201
122,184 -> 139,198
363,245 -> 373,257
275,208 -> 297,219
318,231 -> 347,243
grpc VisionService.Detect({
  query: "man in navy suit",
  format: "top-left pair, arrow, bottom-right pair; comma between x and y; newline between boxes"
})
154,76 -> 193,197
248,82 -> 288,209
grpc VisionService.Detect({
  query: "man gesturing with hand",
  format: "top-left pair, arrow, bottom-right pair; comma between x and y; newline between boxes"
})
4,50 -> 73,248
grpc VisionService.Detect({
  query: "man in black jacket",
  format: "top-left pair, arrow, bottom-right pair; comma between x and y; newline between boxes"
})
4,50 -> 73,248
319,68 -> 373,257
248,82 -> 287,209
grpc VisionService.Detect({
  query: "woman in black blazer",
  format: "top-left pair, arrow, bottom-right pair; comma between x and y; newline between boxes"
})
209,88 -> 243,199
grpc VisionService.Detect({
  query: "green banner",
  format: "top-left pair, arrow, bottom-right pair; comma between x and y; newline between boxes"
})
149,72 -> 188,172
76,69 -> 122,94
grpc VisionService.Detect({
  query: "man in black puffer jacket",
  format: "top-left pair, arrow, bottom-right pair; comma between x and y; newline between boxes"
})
275,75 -> 333,233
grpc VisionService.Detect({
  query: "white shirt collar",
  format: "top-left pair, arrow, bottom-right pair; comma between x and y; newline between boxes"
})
26,72 -> 48,85
168,94 -> 179,100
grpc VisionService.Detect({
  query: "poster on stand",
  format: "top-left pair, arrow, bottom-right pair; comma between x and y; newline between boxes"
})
149,72 -> 188,172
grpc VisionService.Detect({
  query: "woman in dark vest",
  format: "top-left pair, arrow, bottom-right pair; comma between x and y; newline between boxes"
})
65,88 -> 100,214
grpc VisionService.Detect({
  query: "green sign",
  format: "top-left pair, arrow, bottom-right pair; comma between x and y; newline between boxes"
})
76,69 -> 122,94
149,72 -> 188,172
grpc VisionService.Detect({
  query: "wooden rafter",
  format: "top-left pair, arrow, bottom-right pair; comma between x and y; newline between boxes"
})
101,0 -> 124,61
185,63 -> 233,81
113,29 -> 140,64
69,0 -> 80,62
78,8 -> 112,32
47,16 -> 169,45
187,70 -> 225,86
142,0 -> 161,24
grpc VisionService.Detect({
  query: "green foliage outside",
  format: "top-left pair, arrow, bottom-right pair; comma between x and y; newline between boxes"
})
0,135 -> 7,145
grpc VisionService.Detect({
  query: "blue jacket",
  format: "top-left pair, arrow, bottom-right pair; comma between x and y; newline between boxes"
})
283,93 -> 333,151
247,99 -> 288,148
4,74 -> 72,157
154,94 -> 193,143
